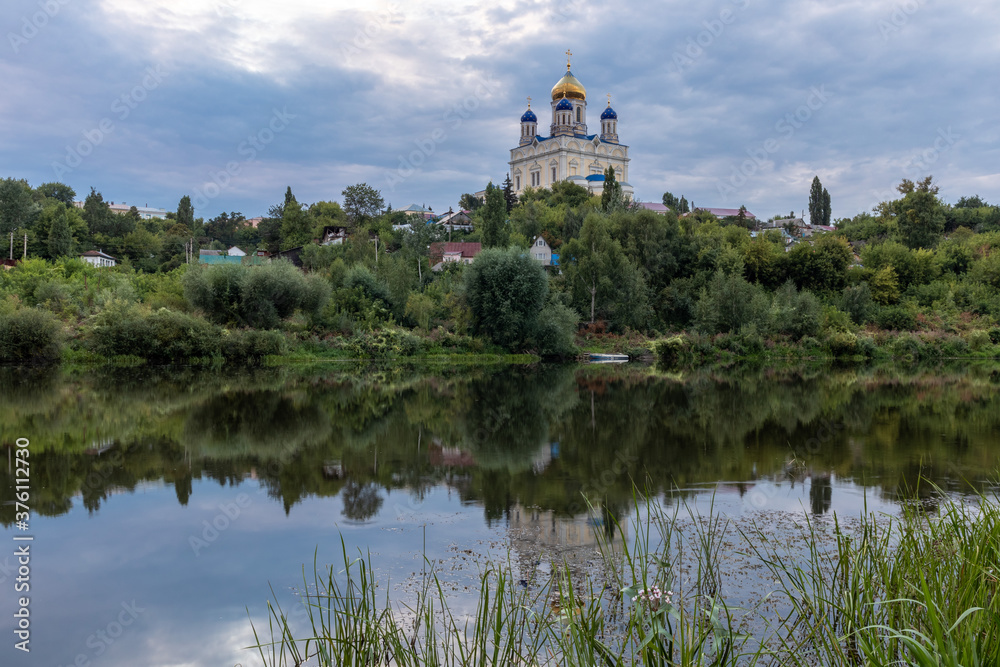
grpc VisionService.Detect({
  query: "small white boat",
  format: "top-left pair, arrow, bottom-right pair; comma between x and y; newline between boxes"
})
588,353 -> 629,363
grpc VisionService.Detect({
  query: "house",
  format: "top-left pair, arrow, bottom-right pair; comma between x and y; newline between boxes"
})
199,249 -> 241,265
437,210 -> 474,232
638,202 -> 670,215
79,250 -> 117,267
693,207 -> 757,220
530,236 -> 553,266
429,241 -> 481,270
74,201 -> 167,220
400,204 -> 436,221
228,246 -> 246,257
320,226 -> 350,245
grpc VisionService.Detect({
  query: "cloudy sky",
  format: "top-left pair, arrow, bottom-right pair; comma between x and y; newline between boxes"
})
2,0 -> 997,222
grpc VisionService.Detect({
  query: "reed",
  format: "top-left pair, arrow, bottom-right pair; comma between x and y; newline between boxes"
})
248,482 -> 999,666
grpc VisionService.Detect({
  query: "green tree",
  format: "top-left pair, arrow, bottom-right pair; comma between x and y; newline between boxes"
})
0,178 -> 40,237
808,176 -> 825,226
822,187 -> 831,226
869,265 -> 900,305
36,182 -> 76,206
896,176 -> 945,249
342,183 -> 384,227
562,213 -> 648,329
464,246 -> 548,350
81,187 -> 115,236
280,188 -> 312,249
177,195 -> 195,231
662,192 -> 680,209
479,182 -> 508,248
601,166 -> 623,212
46,204 -> 74,258
502,174 -> 517,212
459,193 -> 483,212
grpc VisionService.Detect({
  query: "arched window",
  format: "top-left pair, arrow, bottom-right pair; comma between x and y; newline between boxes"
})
576,107 -> 581,123
551,166 -> 557,182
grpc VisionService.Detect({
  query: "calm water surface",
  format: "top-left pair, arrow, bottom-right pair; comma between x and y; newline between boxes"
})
2,362 -> 999,666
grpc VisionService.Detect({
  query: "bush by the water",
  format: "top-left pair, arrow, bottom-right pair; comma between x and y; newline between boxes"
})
184,260 -> 329,329
0,305 -> 63,362
89,304 -> 221,362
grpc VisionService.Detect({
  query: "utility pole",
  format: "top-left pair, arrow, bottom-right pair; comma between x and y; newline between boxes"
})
23,233 -> 27,259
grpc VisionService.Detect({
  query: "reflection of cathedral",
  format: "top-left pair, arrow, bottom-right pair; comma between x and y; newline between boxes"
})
509,51 -> 633,198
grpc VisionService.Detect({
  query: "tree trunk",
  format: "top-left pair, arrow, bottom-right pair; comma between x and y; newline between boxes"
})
590,279 -> 596,324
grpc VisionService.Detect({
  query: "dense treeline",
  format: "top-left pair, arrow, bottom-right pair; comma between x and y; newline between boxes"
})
1,174 -> 999,362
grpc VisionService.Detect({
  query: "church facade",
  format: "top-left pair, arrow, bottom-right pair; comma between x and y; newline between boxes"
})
509,54 -> 632,198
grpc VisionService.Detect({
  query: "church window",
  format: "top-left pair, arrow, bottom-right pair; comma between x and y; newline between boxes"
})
576,107 -> 581,123
515,175 -> 520,190
551,166 -> 557,182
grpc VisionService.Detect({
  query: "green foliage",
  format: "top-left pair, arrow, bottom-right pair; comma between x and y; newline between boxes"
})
341,183 -> 384,227
600,165 -> 624,212
176,195 -> 195,231
532,301 -> 578,356
89,303 -> 221,361
0,304 -> 62,361
694,270 -> 770,335
46,204 -> 75,258
221,328 -> 286,363
464,246 -> 548,351
896,177 -> 946,249
479,182 -> 509,248
870,265 -> 901,305
876,304 -> 917,331
348,327 -> 425,358
771,281 -> 822,339
841,282 -> 876,324
183,261 -> 327,329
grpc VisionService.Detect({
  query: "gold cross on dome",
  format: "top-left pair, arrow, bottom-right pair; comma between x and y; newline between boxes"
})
607,93 -> 612,106
565,49 -> 573,69
526,96 -> 532,108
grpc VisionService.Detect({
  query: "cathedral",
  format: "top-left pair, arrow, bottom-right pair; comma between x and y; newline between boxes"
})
509,52 -> 632,198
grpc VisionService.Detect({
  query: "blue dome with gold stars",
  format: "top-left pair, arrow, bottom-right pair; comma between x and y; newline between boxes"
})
520,108 -> 537,122
601,105 -> 617,120
555,97 -> 573,111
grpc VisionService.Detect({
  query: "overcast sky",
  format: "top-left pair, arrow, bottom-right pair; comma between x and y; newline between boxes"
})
2,0 -> 997,222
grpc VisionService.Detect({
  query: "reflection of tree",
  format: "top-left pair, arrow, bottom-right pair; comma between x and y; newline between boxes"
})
340,480 -> 384,521
809,475 -> 832,515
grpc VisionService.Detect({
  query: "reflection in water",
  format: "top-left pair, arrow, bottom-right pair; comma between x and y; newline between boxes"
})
2,362 -> 1000,527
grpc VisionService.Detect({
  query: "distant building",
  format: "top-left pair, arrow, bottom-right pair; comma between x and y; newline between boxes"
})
400,204 -> 436,221
429,241 -> 481,269
79,250 -> 117,267
73,201 -> 167,220
199,249 -> 241,265
228,246 -> 246,257
693,207 -> 756,220
530,236 -> 553,266
509,55 -> 632,199
638,202 -> 670,214
437,210 -> 474,232
320,226 -> 350,245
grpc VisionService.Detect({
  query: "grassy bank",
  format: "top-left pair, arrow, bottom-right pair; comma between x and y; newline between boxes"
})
249,484 -> 1000,666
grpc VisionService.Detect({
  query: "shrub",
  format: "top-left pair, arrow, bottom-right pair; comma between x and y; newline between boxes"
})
990,327 -> 1000,345
464,247 -> 548,351
875,305 -> 917,331
841,282 -> 875,324
891,333 -> 924,360
222,329 -> 286,363
90,305 -> 221,362
0,306 -> 63,362
654,335 -> 689,366
532,302 -> 578,357
348,328 -> 425,358
824,331 -> 858,357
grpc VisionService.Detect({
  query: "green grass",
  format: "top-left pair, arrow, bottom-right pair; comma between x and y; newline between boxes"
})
248,482 -> 1000,666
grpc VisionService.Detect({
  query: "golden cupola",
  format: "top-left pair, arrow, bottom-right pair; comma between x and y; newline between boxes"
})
550,53 -> 586,100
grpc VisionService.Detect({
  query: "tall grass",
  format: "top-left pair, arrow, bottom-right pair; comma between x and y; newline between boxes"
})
249,483 -> 1000,666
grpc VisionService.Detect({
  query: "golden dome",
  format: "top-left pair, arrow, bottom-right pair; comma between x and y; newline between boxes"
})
551,70 -> 586,101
